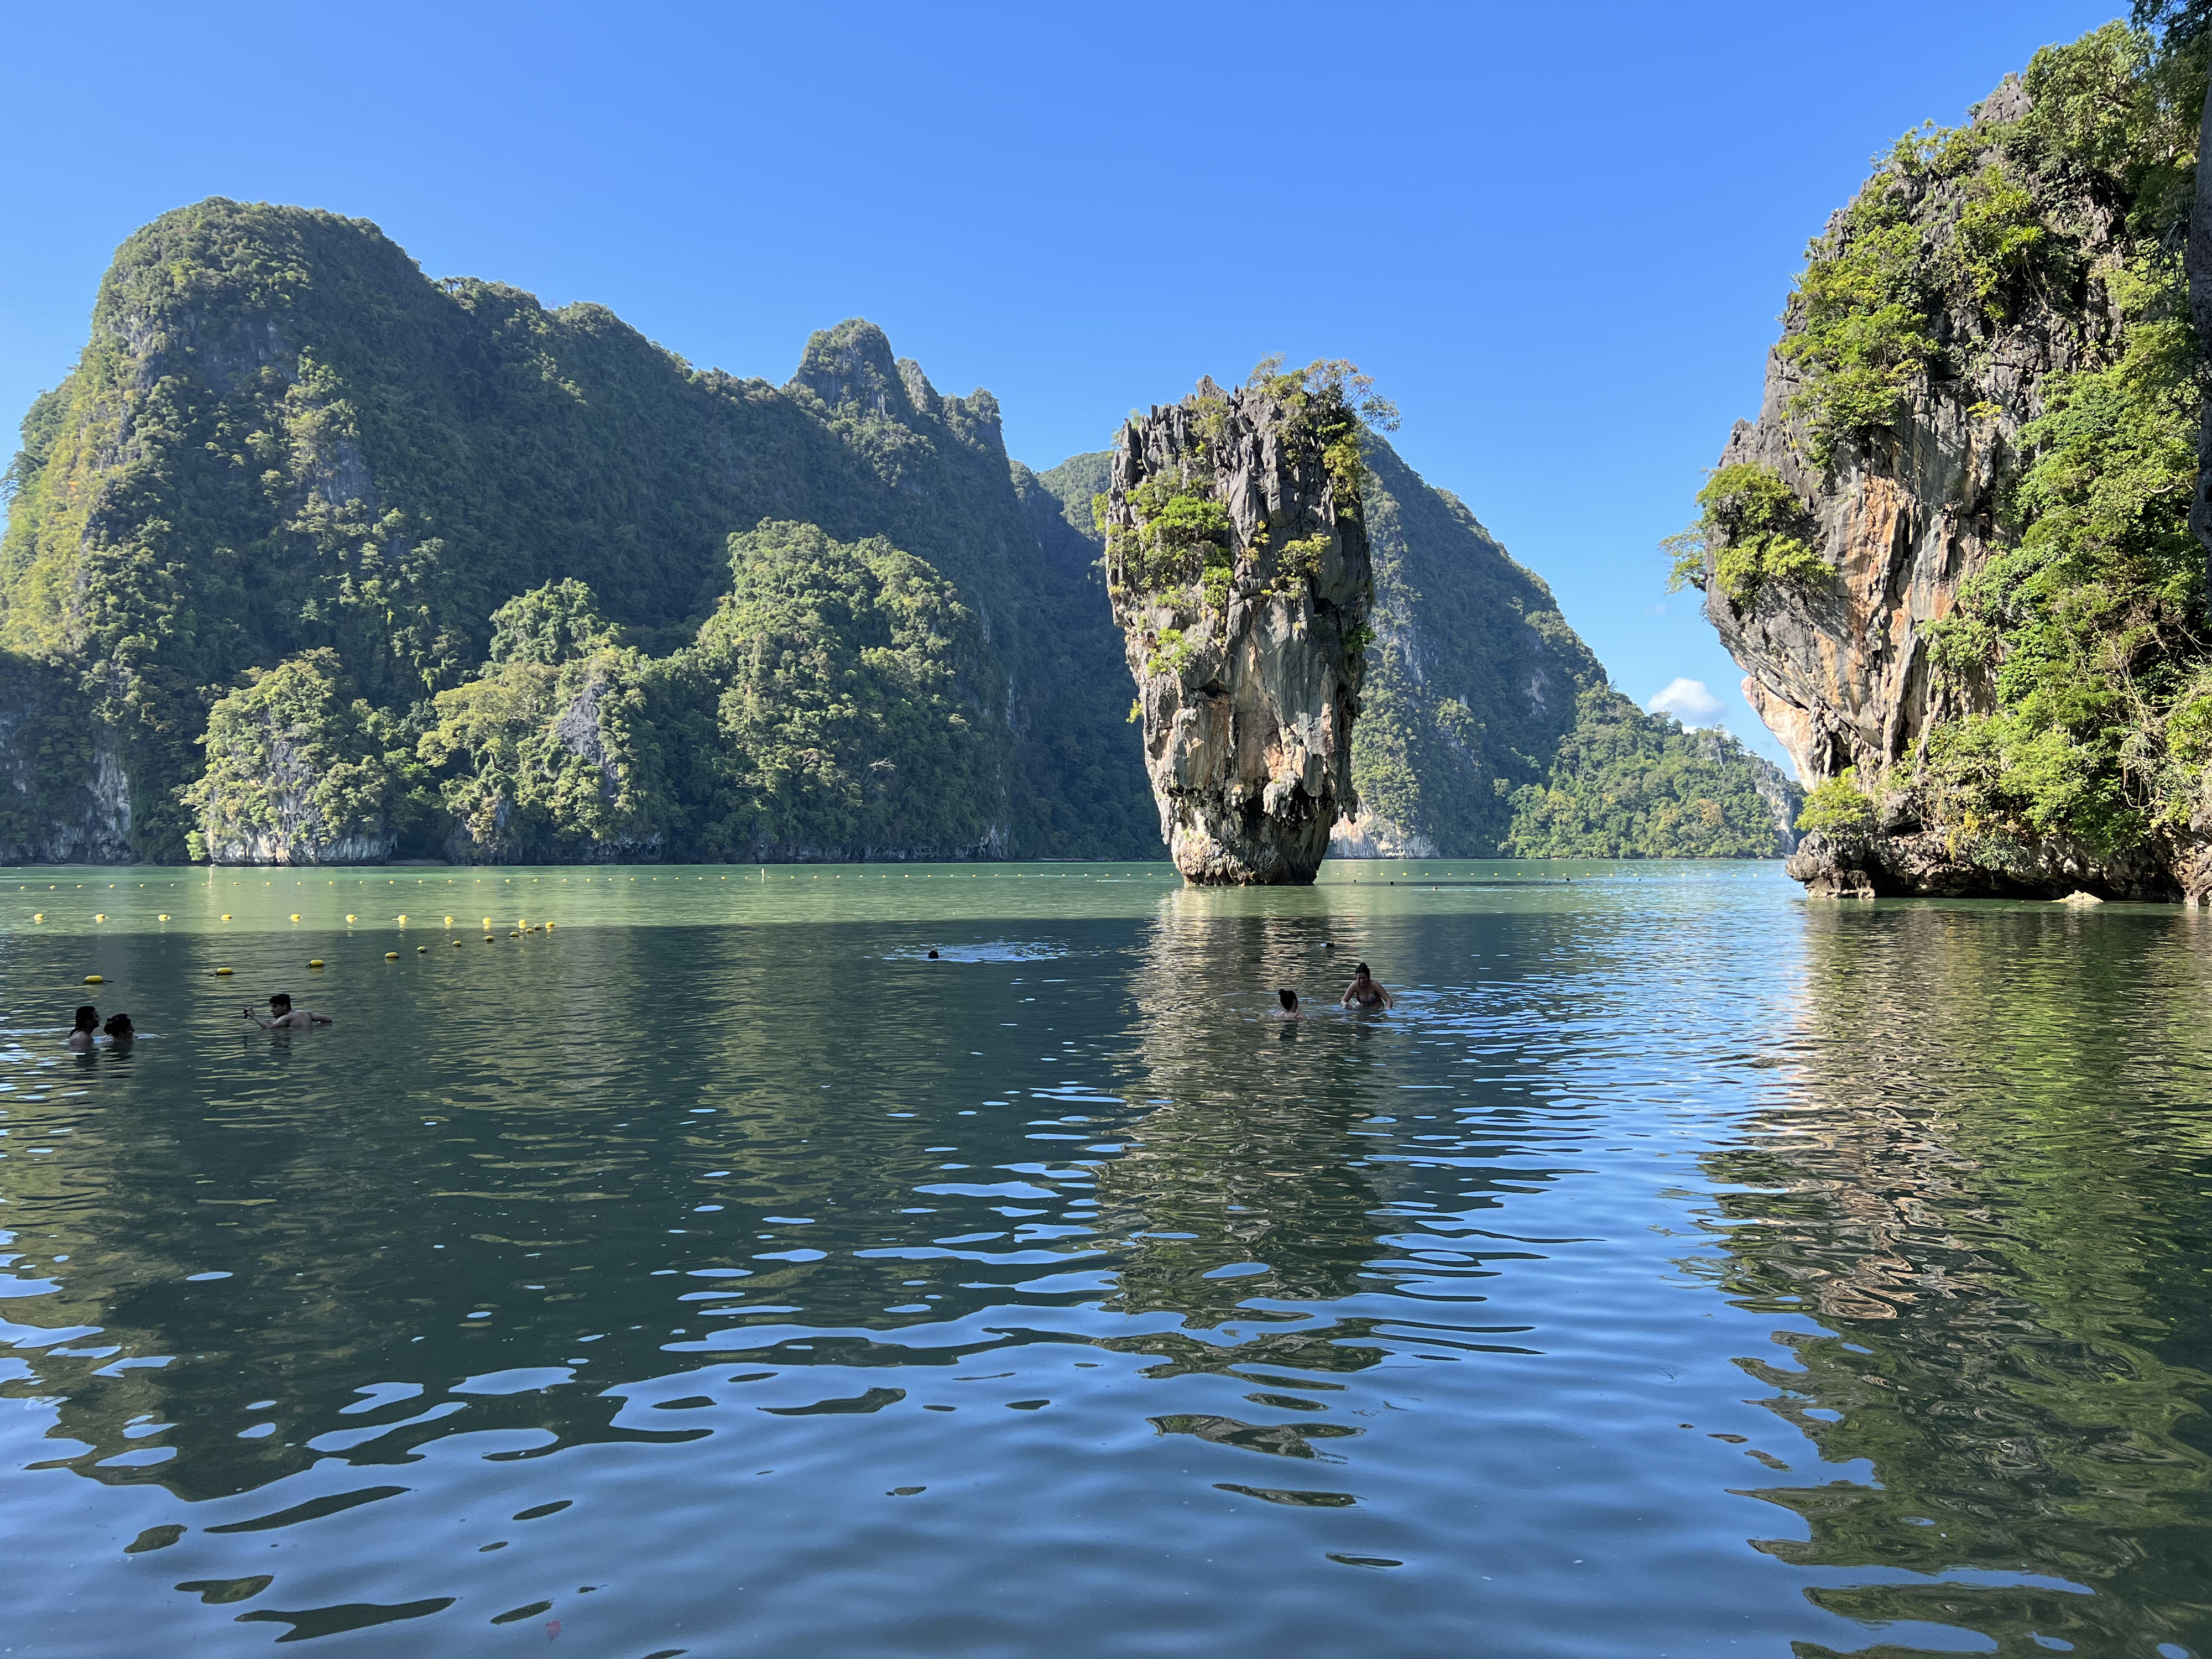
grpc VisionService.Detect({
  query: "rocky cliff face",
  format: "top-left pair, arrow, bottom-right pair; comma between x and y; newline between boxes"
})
1103,378 -> 1373,884
1707,81 -> 2103,795
1700,31 -> 2206,899
0,654 -> 132,863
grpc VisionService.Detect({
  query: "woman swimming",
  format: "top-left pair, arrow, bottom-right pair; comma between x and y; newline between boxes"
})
1340,964 -> 1394,1010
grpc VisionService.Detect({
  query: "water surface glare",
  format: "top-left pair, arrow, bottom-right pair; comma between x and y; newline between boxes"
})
2,860 -> 2208,1656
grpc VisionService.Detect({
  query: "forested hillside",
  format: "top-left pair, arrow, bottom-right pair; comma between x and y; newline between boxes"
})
0,200 -> 1151,862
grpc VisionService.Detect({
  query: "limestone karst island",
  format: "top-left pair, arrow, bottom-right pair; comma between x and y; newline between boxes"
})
3,6 -> 2209,1657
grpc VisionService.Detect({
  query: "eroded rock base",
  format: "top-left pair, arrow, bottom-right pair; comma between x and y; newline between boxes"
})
1788,831 -> 2212,902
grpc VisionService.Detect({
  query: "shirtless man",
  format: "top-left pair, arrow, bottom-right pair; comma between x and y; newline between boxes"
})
243,992 -> 332,1030
1340,963 -> 1394,1010
66,1005 -> 98,1051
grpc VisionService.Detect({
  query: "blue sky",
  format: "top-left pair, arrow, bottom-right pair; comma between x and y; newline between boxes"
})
0,0 -> 2119,768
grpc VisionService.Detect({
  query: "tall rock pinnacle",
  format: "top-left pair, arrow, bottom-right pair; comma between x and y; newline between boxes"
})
1103,371 -> 1375,884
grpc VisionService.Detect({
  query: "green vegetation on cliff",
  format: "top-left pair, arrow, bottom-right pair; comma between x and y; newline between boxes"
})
0,200 -> 1149,861
688,520 -> 1011,858
8,197 -> 1795,867
184,650 -> 399,862
409,525 -> 1014,862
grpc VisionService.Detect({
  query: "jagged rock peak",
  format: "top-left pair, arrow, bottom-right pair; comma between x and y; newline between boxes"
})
1103,373 -> 1375,884
790,319 -> 911,416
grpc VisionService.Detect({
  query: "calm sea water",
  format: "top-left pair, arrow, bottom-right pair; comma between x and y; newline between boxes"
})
0,859 -> 2206,1657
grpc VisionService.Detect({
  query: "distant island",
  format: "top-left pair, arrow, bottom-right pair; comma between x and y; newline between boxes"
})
1,200 -> 1794,866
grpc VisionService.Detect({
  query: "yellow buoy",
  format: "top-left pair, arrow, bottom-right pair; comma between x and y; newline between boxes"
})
158,913 -> 170,921
215,967 -> 233,975
452,941 -> 463,948
444,916 -> 453,925
417,945 -> 428,953
481,917 -> 491,927
93,913 -> 106,921
385,951 -> 399,960
289,913 -> 301,922
545,922 -> 555,930
84,974 -> 103,984
32,912 -> 42,922
346,914 -> 357,923
397,915 -> 406,924
221,913 -> 231,920
308,958 -> 325,969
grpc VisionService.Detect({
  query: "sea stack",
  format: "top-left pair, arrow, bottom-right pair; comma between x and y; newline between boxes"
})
1103,370 -> 1375,884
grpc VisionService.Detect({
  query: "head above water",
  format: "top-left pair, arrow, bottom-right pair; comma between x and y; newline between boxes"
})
268,993 -> 292,1011
103,1014 -> 133,1038
1277,988 -> 1298,1011
72,1005 -> 98,1032
1355,963 -> 1372,979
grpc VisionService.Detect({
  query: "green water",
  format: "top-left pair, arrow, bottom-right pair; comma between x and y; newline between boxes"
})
1,860 -> 2208,1656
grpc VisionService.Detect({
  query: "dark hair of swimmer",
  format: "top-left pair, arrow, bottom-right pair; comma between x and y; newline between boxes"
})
103,1013 -> 133,1038
1277,988 -> 1298,1011
269,993 -> 292,1010
1356,963 -> 1371,977
73,1005 -> 98,1031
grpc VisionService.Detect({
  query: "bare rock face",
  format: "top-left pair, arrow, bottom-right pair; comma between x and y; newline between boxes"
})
1104,380 -> 1373,884
0,655 -> 133,863
1328,804 -> 1437,860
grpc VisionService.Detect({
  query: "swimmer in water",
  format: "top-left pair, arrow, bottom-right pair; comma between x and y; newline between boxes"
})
1275,988 -> 1303,1020
66,1005 -> 98,1051
242,992 -> 332,1030
1340,963 -> 1394,1010
102,1013 -> 134,1046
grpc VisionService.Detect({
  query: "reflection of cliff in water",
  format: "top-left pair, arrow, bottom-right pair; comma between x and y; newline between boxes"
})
1094,894 -> 1392,1348
1703,904 -> 2212,1654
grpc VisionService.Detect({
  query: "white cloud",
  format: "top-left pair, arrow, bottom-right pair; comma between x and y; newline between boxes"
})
1647,677 -> 1724,726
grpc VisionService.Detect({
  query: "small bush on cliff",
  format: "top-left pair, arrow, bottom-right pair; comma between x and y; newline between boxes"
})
1695,466 -> 1828,606
1796,769 -> 1878,836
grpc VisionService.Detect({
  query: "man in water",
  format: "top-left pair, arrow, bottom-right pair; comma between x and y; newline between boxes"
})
242,993 -> 332,1031
65,1005 -> 98,1051
1340,963 -> 1394,1010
